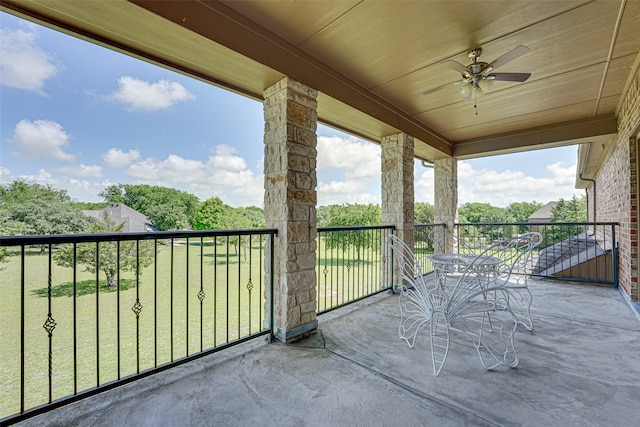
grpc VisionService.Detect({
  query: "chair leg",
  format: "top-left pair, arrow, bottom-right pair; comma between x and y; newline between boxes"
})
451,310 -> 519,370
430,311 -> 450,376
506,286 -> 534,331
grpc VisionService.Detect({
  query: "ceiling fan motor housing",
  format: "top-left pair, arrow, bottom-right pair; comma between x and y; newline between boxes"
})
468,48 -> 483,59
467,62 -> 491,76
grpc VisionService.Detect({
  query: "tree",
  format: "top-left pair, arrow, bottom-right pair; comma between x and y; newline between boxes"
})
0,210 -> 20,269
506,201 -> 543,223
317,205 -> 331,226
414,202 -> 436,252
319,204 -> 382,261
540,195 -> 588,243
551,195 -> 587,222
319,203 -> 381,228
1,181 -> 92,253
145,203 -> 191,231
236,206 -> 265,228
458,202 -> 516,244
458,202 -> 513,224
193,197 -> 232,230
53,212 -> 154,288
228,208 -> 253,260
1,180 -> 71,208
100,184 -> 199,230
7,199 -> 92,236
414,202 -> 435,224
506,201 -> 543,233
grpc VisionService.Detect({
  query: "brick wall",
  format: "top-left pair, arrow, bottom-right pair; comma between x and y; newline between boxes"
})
592,66 -> 640,302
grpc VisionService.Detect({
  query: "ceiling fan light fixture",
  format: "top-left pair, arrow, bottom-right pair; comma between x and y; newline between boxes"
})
459,83 -> 471,97
473,84 -> 483,98
478,78 -> 494,93
423,45 -> 531,115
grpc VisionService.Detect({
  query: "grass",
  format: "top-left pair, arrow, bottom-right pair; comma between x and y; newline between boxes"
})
0,240 -> 267,418
0,237 -> 391,418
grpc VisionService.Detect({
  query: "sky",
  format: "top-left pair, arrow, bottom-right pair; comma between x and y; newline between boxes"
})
0,12 -> 583,209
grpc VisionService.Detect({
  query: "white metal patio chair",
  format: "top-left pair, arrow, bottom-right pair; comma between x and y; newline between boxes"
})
388,235 -> 436,348
389,234 -> 537,376
477,232 -> 543,331
427,228 -> 445,255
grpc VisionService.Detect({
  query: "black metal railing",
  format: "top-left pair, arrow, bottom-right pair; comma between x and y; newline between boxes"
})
316,226 -> 395,313
414,223 -> 447,274
0,229 -> 276,424
455,222 -> 618,286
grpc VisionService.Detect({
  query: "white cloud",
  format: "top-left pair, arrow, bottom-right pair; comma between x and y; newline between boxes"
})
102,148 -> 142,168
457,160 -> 581,207
316,135 -> 381,205
414,163 -> 435,203
127,155 -> 203,183
53,164 -> 103,178
110,76 -> 194,111
0,166 -> 13,184
547,161 -> 577,185
8,119 -> 75,161
317,135 -> 380,179
0,25 -> 58,94
122,145 -> 263,206
318,180 -> 366,194
317,180 -> 380,205
207,144 -> 248,171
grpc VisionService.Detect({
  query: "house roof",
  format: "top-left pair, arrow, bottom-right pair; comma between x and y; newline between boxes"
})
532,232 -> 608,276
1,1 -> 637,165
83,204 -> 157,233
528,201 -> 557,222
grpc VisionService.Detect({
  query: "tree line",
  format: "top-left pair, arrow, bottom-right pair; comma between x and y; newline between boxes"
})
0,180 -> 586,236
0,179 -> 586,269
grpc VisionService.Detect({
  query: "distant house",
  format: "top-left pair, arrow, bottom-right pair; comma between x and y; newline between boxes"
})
528,201 -> 557,232
83,204 -> 157,232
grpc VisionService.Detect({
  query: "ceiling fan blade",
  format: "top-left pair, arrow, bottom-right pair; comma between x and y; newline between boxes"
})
442,60 -> 467,74
422,79 -> 464,95
487,45 -> 530,71
486,72 -> 531,82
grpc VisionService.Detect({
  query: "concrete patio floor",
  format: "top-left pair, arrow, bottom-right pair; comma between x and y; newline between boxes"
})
15,278 -> 640,427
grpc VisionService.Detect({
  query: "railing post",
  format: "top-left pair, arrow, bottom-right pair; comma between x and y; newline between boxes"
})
389,228 -> 395,294
269,231 -> 276,342
612,223 -> 618,288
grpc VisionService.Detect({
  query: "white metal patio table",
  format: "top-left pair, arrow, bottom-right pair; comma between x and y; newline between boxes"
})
427,253 -> 502,291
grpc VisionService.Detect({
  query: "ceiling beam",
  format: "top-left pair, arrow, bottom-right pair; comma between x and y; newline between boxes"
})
130,0 -> 452,154
453,114 -> 618,158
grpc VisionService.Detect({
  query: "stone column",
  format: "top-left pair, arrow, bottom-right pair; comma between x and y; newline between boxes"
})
434,158 -> 458,253
381,133 -> 414,290
263,77 -> 318,342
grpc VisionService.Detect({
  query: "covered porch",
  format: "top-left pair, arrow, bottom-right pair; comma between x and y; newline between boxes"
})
1,1 -> 640,424
2,0 -> 639,341
15,278 -> 640,427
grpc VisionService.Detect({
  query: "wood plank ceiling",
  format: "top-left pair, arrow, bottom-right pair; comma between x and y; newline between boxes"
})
2,0 -> 638,166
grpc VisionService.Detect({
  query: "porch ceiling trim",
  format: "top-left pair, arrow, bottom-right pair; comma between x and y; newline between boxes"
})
453,114 -> 618,158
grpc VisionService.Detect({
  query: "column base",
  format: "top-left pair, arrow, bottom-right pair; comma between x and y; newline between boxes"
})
274,319 -> 318,343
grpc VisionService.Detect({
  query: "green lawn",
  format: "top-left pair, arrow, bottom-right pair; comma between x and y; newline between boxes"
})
0,239 -> 267,418
0,237 -> 391,418
316,240 -> 390,311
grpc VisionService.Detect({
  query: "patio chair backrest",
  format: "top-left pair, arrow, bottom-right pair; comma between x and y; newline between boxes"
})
427,228 -> 445,254
483,232 -> 543,282
388,235 -> 431,293
445,232 -> 542,317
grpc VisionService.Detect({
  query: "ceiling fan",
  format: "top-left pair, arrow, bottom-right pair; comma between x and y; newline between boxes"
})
423,45 -> 532,114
